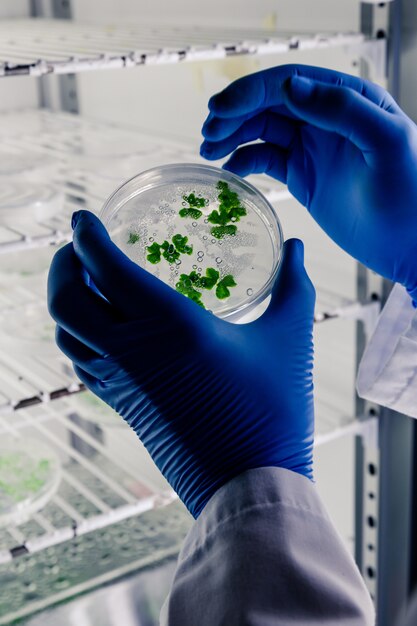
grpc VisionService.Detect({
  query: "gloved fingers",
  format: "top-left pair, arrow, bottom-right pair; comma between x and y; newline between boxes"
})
282,76 -> 399,159
71,210 -> 197,321
259,238 -> 316,327
48,243 -> 122,355
72,363 -> 102,397
200,111 -> 299,161
202,108 -> 265,141
222,142 -> 288,183
208,64 -> 400,119
55,325 -> 114,378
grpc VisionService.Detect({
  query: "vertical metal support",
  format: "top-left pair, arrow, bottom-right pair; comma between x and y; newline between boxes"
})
360,1 -> 390,82
361,2 -> 391,39
51,0 -> 72,19
354,265 -> 384,604
357,6 -> 416,622
377,409 -> 414,626
377,2 -> 417,623
32,0 -> 79,113
355,7 -> 417,624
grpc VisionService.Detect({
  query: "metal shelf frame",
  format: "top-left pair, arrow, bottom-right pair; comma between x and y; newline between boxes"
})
354,5 -> 417,626
0,399 -> 177,565
0,19 -> 371,78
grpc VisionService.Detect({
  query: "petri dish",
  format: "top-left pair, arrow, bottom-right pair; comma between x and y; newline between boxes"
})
0,149 -> 56,179
0,181 -> 64,227
0,301 -> 55,345
0,247 -> 57,279
0,437 -> 61,527
100,164 -> 283,322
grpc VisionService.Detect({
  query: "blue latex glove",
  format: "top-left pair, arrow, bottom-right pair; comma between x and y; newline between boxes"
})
48,210 -> 315,518
201,64 -> 417,302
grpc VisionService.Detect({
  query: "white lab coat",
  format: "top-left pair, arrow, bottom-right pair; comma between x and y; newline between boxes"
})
160,285 -> 417,626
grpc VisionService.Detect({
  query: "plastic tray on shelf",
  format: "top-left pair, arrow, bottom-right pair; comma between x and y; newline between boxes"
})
0,399 -> 176,564
0,436 -> 61,528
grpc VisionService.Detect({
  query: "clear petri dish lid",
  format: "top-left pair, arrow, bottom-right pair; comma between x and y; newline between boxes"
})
0,301 -> 55,345
0,437 -> 61,527
0,247 -> 56,279
64,127 -> 152,158
100,163 -> 283,322
0,181 -> 64,226
0,149 -> 56,177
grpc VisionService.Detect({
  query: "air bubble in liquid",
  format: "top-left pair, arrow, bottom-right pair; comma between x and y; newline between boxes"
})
204,219 -> 208,224
203,236 -> 208,240
198,267 -> 202,272
175,259 -> 182,266
197,251 -> 204,257
216,257 -> 222,264
211,239 -> 216,243
247,288 -> 253,296
149,237 -> 154,242
192,264 -> 197,269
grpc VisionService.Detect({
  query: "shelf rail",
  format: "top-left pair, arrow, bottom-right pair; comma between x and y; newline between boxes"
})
0,20 -> 366,77
0,402 -> 177,564
0,397 -> 375,563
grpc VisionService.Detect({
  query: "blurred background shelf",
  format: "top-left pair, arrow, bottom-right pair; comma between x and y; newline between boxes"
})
0,399 -> 177,565
0,20 -> 366,77
0,389 -> 373,568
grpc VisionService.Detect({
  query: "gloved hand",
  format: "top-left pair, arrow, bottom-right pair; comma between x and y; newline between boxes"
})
48,210 -> 315,518
201,64 -> 417,302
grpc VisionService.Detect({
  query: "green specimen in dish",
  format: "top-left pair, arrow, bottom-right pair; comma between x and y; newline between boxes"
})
0,453 -> 51,503
161,241 -> 180,264
216,275 -> 238,300
183,193 -> 207,208
179,207 -> 203,219
145,180 -> 243,307
127,232 -> 140,245
147,235 -> 193,264
146,242 -> 162,264
210,225 -> 237,239
179,192 -> 208,219
172,234 -> 193,255
176,274 -> 205,308
189,267 -> 220,290
208,181 -> 247,239
207,205 -> 231,227
176,267 -> 237,307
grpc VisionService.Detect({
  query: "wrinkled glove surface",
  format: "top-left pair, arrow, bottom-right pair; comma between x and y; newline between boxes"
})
48,210 -> 315,518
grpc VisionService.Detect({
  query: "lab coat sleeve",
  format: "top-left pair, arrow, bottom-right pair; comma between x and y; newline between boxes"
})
160,467 -> 375,626
357,283 -> 417,419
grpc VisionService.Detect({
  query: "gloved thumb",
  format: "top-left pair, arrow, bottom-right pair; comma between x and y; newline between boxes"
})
282,75 -> 396,156
260,238 -> 315,325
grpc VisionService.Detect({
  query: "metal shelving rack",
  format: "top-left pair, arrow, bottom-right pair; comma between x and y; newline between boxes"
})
0,19 -> 365,77
0,399 -> 178,565
0,1 -> 403,624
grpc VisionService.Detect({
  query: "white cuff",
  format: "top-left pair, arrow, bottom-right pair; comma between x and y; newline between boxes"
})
357,283 -> 417,418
